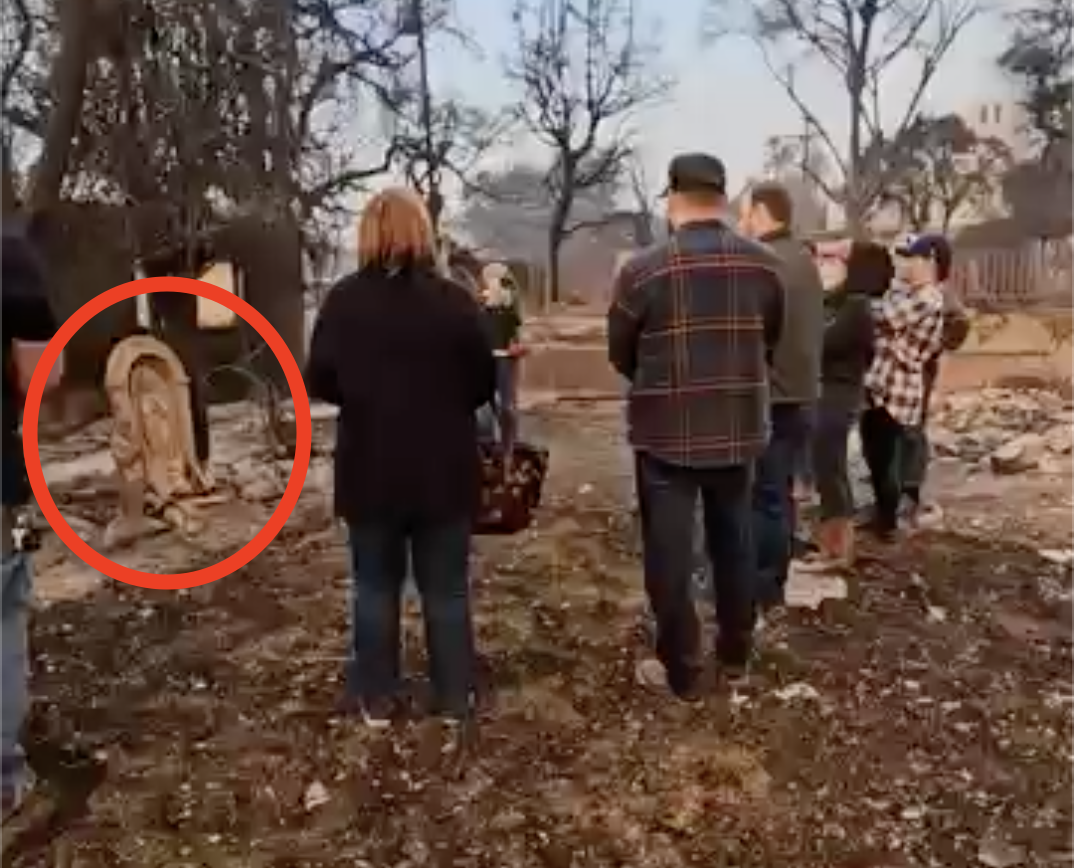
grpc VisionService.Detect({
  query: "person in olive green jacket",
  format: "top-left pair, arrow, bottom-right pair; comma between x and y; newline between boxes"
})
739,182 -> 825,610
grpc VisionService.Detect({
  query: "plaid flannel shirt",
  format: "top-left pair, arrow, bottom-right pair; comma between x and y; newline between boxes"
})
607,220 -> 785,469
865,283 -> 945,426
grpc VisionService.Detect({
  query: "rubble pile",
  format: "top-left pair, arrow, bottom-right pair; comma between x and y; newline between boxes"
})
929,388 -> 1073,475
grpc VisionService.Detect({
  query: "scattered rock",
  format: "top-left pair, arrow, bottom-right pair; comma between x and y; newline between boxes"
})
977,834 -> 1026,867
926,605 -> 948,623
239,475 -> 281,502
1043,424 -> 1073,455
928,389 -> 1073,474
990,433 -> 1046,475
774,682 -> 820,702
303,780 -> 330,811
1038,548 -> 1074,567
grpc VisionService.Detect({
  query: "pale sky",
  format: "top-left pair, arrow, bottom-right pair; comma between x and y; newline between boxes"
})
421,0 -> 1021,204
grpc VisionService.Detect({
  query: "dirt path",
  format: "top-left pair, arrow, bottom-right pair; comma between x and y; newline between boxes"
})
6,403 -> 1072,867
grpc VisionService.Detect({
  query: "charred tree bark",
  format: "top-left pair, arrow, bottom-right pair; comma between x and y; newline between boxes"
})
27,0 -> 93,214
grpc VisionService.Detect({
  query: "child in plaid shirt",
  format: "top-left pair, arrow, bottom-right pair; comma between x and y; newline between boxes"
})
900,285 -> 970,524
860,234 -> 949,540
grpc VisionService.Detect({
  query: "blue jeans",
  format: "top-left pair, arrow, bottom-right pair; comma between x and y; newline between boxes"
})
752,404 -> 810,608
346,520 -> 475,715
495,357 -> 518,413
794,406 -> 816,489
2,551 -> 31,802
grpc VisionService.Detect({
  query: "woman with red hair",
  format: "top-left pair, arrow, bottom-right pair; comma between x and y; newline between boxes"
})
306,188 -> 496,730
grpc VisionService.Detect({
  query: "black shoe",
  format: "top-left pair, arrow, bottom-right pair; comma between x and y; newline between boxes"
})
716,658 -> 751,689
864,520 -> 897,544
634,659 -> 704,704
671,678 -> 706,704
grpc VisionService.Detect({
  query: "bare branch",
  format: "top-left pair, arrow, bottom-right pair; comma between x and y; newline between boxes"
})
714,0 -> 983,230
506,0 -> 670,299
751,39 -> 849,183
1,0 -> 33,111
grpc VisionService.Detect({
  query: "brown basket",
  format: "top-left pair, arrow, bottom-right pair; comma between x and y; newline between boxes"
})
474,440 -> 549,535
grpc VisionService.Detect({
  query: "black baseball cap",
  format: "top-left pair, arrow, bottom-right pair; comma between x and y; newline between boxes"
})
659,152 -> 727,198
895,233 -> 952,278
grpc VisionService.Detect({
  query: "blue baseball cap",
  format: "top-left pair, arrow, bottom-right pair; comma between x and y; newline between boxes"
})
895,233 -> 952,279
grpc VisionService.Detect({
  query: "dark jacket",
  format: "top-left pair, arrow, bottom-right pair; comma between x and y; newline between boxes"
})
762,230 -> 825,405
306,264 -> 497,525
820,286 -> 874,408
607,219 -> 785,469
482,301 -> 521,351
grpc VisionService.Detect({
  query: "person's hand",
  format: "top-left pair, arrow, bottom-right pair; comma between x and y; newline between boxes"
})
508,342 -> 527,358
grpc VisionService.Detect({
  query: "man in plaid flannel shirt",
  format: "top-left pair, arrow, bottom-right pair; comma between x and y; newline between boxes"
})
608,153 -> 784,699
860,234 -> 948,539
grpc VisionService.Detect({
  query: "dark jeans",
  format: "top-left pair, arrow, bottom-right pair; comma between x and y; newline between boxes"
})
859,405 -> 904,532
794,407 -> 816,489
346,519 -> 475,715
752,403 -> 810,608
900,426 -> 929,504
812,395 -> 858,520
902,359 -> 938,504
635,452 -> 755,692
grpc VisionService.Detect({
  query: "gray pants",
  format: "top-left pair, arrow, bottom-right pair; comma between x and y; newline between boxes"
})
2,548 -> 31,801
812,395 -> 859,520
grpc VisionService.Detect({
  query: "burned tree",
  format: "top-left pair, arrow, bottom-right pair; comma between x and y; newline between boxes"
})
2,0 -> 411,455
507,0 -> 666,302
996,0 -> 1072,239
998,0 -> 1072,150
460,162 -> 618,262
876,114 -> 1011,232
711,0 -> 980,233
388,0 -> 506,236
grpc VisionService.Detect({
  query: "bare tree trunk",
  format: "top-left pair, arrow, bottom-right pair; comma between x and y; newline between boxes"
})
845,75 -> 867,237
546,227 -> 562,305
2,143 -> 18,215
27,0 -> 92,212
548,193 -> 573,306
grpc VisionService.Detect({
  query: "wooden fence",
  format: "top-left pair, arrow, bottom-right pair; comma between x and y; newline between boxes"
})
950,240 -> 1073,309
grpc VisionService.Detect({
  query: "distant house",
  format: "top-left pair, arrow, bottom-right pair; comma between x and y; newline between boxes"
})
963,99 -> 1035,162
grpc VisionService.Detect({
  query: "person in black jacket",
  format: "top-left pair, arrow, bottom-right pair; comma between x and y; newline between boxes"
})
306,188 -> 497,728
799,241 -> 889,570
